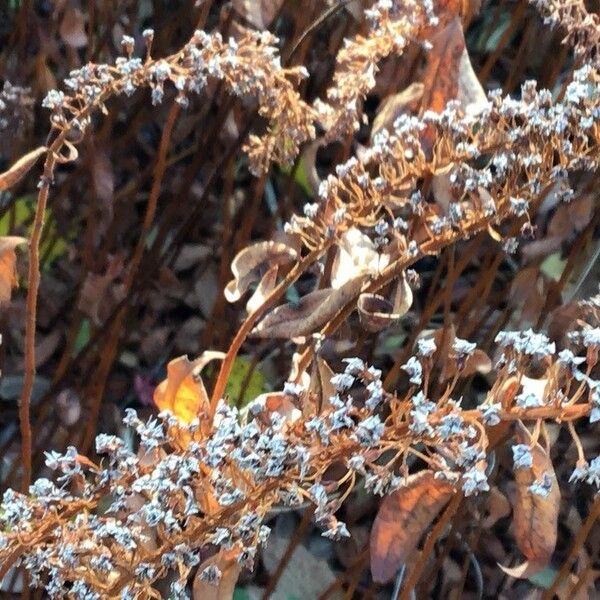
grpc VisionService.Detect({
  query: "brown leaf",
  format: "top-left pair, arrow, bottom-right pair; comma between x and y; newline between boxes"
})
0,146 -> 46,192
0,236 -> 27,305
483,487 -> 511,528
193,550 -> 241,600
501,422 -> 560,577
357,272 -> 412,332
252,275 -> 366,338
91,147 -> 114,204
308,356 -> 336,413
371,83 -> 424,140
225,241 -> 297,302
370,471 -> 454,583
232,0 -> 283,29
420,18 -> 465,117
78,257 -> 124,325
60,8 -> 88,48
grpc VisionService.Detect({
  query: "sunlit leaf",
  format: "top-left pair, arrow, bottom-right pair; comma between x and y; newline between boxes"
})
370,471 -> 454,583
0,236 -> 26,304
500,421 -> 559,578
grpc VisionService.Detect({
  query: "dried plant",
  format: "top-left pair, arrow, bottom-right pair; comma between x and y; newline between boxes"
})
0,0 -> 599,598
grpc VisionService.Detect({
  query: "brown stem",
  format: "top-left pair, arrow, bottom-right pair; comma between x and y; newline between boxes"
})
18,144 -> 60,492
209,242 -> 331,413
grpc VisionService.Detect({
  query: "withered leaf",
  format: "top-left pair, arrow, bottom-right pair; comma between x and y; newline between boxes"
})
0,146 -> 46,192
246,264 -> 278,314
252,275 -> 366,338
331,228 -> 389,289
225,241 -> 297,303
59,8 -> 88,48
371,82 -> 424,140
193,550 -> 241,600
500,421 -> 560,578
370,471 -> 454,583
308,355 -> 336,413
232,0 -> 284,29
0,236 -> 27,305
357,272 -> 413,332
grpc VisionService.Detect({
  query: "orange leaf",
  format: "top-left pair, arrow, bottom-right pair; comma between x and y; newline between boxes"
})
0,236 -> 27,305
370,471 -> 454,583
154,353 -> 224,425
500,422 -> 559,578
193,550 -> 241,600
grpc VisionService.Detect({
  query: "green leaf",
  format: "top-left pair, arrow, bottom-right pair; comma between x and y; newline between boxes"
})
0,195 -> 72,267
279,156 -> 314,198
540,252 -> 567,281
225,356 -> 269,407
74,318 -> 91,355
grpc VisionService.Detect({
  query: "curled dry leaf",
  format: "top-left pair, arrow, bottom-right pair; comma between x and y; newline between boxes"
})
370,471 -> 454,583
308,355 -> 336,413
225,241 -> 297,302
0,236 -> 27,305
154,352 -> 225,427
246,264 -> 278,314
500,421 -> 560,578
357,271 -> 413,332
331,228 -> 390,289
193,549 -> 241,600
252,275 -> 366,339
0,146 -> 46,191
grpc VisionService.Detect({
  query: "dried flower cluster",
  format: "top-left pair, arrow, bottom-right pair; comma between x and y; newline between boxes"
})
0,0 -> 599,598
1,318 -> 598,597
41,28 -> 314,175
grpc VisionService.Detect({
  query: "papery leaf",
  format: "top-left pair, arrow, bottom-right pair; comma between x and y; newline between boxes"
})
331,228 -> 389,289
225,241 -> 297,302
252,275 -> 366,338
0,236 -> 27,305
193,550 -> 241,600
232,0 -> 283,29
371,83 -> 424,139
308,356 -> 336,413
154,352 -> 225,425
0,147 -> 46,191
370,471 -> 454,583
500,422 -> 559,577
246,265 -> 278,314
420,18 -> 466,117
358,272 -> 413,332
